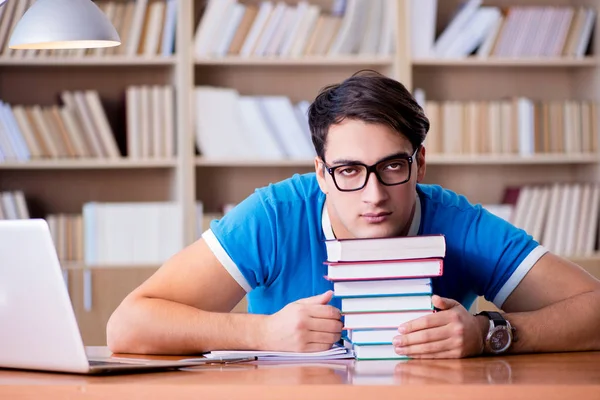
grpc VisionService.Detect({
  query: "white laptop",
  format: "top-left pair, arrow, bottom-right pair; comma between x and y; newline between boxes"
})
0,219 -> 249,374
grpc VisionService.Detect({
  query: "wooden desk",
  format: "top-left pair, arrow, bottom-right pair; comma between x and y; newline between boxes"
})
1,347 -> 599,399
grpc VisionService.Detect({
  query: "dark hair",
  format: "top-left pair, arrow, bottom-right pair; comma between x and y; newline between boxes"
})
308,70 -> 429,161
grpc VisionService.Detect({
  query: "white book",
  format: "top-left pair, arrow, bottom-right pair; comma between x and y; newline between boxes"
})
521,186 -> 541,235
333,278 -> 432,298
476,14 -> 504,58
344,310 -> 433,330
410,0 -> 437,58
12,190 -> 29,219
162,86 -> 175,158
530,186 -> 550,243
574,184 -> 591,256
1,192 -> 19,219
554,185 -> 573,255
84,91 -> 121,159
240,1 -> 274,57
151,85 -> 164,158
358,0 -> 383,55
60,107 -> 91,158
195,0 -> 236,57
214,3 -> 246,57
30,105 -> 60,158
4,104 -> 31,160
237,96 -> 285,159
433,0 -> 482,57
126,0 -> 149,56
347,328 -> 400,345
257,96 -> 315,159
288,5 -> 320,57
279,1 -> 310,57
586,185 -> 600,255
564,184 -> 582,256
143,1 -> 166,56
253,2 -> 287,57
139,86 -> 151,158
161,0 -> 178,56
126,86 -> 141,159
517,97 -> 535,156
265,5 -> 295,56
378,0 -> 395,56
442,7 -> 501,58
12,106 -> 42,159
0,103 -> 28,161
575,8 -> 596,57
63,92 -> 105,158
341,295 -> 433,313
328,0 -> 369,55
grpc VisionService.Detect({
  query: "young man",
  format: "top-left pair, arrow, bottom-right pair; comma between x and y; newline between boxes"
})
107,71 -> 600,359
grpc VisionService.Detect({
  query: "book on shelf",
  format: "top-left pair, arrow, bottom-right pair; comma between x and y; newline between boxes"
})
0,0 -> 177,59
194,86 -> 314,160
421,97 -> 599,156
326,234 -> 446,360
485,182 -> 600,258
0,85 -> 176,163
413,0 -> 596,59
193,0 -> 394,59
0,190 -> 29,220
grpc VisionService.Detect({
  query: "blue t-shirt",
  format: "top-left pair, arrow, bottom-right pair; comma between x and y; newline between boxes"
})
203,173 -> 546,314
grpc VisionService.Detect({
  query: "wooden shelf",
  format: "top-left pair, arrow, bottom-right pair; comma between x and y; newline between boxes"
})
426,153 -> 600,165
195,56 -> 394,66
0,158 -> 177,169
0,56 -> 177,66
412,57 -> 599,67
195,157 -> 315,167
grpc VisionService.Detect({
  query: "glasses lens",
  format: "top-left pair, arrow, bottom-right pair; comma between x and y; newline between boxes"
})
333,165 -> 367,190
377,158 -> 410,185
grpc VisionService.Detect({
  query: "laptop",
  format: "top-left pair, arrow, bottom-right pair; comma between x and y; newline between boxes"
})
0,219 -> 252,374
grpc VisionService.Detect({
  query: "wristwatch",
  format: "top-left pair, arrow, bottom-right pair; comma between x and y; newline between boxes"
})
476,311 -> 515,354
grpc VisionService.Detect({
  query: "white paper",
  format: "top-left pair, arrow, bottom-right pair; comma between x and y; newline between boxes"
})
182,345 -> 354,362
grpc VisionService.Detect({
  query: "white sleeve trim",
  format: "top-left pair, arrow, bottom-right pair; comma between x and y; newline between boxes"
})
492,245 -> 549,309
202,229 -> 252,293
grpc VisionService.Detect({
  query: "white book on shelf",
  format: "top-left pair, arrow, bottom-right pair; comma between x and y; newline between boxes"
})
586,184 -> 600,255
288,4 -> 320,57
0,107 -> 18,160
12,190 -> 29,219
0,102 -> 29,161
279,1 -> 309,57
521,186 -> 540,236
11,106 -> 42,159
265,4 -> 295,56
328,0 -> 369,55
540,183 -> 561,252
253,1 -> 287,57
574,183 -> 591,256
126,0 -> 149,56
151,85 -> 164,158
195,0 -> 236,57
162,86 -> 175,158
257,96 -> 315,159
1,192 -> 19,219
126,86 -> 141,159
511,185 -> 532,230
195,86 -> 248,159
62,91 -> 104,158
239,1 -> 274,57
294,100 -> 311,139
509,7 -> 536,57
442,7 -> 501,58
530,185 -> 550,243
29,105 -> 60,158
237,96 -> 285,159
157,202 -> 183,262
554,184 -> 573,255
214,3 -> 246,57
550,8 -> 575,57
105,2 -> 126,56
161,0 -> 177,56
358,0 -> 382,55
41,108 -> 70,158
433,0 -> 482,57
94,2 -> 117,57
529,7 -> 555,57
59,107 -> 91,158
564,184 -> 581,256
476,14 -> 504,58
139,85 -> 151,158
517,97 -> 534,156
142,0 -> 166,56
84,91 -> 121,159
410,0 -> 437,58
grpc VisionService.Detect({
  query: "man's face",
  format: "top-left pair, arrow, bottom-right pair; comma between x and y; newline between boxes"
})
315,119 -> 426,239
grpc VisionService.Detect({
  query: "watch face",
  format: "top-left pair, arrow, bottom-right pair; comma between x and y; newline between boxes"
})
490,327 -> 510,352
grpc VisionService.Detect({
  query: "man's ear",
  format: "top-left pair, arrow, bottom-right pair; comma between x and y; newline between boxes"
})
416,146 -> 426,183
315,157 -> 328,194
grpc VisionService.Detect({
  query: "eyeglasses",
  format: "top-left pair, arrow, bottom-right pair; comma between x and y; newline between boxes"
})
323,147 -> 419,192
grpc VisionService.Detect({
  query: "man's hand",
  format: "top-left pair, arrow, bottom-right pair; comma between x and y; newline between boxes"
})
393,295 -> 487,359
260,291 -> 343,352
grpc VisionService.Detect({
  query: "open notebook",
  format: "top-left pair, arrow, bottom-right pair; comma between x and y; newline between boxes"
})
182,345 -> 354,362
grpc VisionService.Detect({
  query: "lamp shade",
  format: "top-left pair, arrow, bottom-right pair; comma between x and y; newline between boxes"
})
8,0 -> 120,50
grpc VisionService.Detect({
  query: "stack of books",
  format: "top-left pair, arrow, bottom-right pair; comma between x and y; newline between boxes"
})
325,235 -> 446,360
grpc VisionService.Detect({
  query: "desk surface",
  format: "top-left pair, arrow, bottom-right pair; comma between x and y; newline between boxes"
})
1,347 -> 599,400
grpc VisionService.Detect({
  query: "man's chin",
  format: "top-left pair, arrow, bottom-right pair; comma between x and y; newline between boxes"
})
351,224 -> 401,239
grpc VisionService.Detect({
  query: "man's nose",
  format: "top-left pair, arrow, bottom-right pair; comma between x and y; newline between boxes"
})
361,171 -> 389,203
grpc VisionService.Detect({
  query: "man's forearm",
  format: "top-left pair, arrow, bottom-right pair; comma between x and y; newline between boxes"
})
497,290 -> 600,354
107,297 -> 267,355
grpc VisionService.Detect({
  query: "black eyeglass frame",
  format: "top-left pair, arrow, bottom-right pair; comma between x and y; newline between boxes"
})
323,147 -> 420,192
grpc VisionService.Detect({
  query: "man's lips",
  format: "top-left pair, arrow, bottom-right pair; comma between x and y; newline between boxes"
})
361,212 -> 392,223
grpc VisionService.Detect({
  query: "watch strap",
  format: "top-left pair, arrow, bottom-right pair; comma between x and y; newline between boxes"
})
477,311 -> 508,327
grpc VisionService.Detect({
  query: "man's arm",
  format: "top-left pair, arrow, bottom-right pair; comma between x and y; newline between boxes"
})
497,252 -> 600,353
107,239 -> 342,355
392,252 -> 600,358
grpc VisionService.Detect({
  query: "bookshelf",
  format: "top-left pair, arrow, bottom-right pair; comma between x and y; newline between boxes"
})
1,0 -> 600,344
